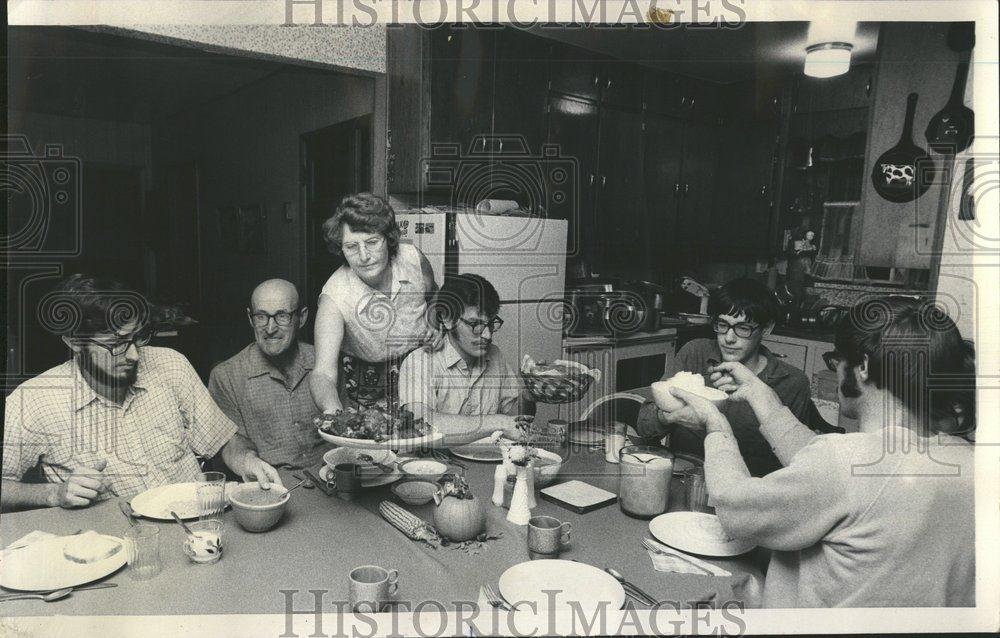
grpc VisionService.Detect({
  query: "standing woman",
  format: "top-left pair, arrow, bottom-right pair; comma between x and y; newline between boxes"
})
310,193 -> 439,414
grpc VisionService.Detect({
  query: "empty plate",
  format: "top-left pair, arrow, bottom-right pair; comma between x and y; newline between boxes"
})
648,511 -> 755,557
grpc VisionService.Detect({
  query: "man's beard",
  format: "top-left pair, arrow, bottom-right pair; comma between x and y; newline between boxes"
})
78,349 -> 138,389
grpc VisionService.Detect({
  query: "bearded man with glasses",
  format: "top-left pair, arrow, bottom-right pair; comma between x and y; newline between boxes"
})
208,279 -> 325,469
2,274 -> 281,512
397,274 -> 535,446
636,277 -> 813,476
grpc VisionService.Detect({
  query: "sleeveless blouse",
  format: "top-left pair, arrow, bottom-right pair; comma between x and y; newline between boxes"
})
320,243 -> 429,364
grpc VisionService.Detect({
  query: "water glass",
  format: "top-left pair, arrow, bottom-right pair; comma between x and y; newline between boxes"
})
197,471 -> 227,520
685,467 -> 711,513
618,445 -> 674,518
183,519 -> 225,564
125,524 -> 161,580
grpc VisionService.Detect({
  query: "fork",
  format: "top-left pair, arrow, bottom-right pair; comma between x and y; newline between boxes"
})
641,538 -> 715,576
483,584 -> 510,611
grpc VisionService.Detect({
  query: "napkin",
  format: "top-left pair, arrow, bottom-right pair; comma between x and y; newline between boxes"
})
644,538 -> 732,576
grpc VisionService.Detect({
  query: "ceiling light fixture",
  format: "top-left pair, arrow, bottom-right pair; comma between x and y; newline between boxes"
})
804,41 -> 854,78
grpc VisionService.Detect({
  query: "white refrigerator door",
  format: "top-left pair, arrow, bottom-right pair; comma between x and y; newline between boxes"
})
456,216 -> 568,302
395,213 -> 448,287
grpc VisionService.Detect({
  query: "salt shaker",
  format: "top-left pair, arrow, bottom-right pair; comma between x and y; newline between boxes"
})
604,422 -> 627,463
491,464 -> 506,507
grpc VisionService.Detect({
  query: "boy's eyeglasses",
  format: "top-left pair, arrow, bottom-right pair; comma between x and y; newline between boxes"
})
458,317 -> 504,335
86,326 -> 155,356
712,319 -> 760,339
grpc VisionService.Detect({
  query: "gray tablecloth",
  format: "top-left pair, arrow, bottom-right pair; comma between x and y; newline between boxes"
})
0,446 -> 764,616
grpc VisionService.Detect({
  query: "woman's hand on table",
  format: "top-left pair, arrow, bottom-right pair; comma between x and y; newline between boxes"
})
668,387 -> 734,437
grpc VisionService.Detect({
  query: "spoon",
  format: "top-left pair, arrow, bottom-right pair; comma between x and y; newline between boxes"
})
169,511 -> 197,538
604,568 -> 658,606
291,473 -> 315,489
119,500 -> 137,527
284,478 -> 308,494
0,587 -> 73,603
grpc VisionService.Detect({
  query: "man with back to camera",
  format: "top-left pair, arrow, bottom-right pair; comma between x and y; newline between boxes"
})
636,277 -> 812,476
209,279 -> 325,470
668,296 -> 975,607
1,274 -> 282,512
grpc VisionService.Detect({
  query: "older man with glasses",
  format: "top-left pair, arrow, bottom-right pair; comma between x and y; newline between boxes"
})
2,274 -> 281,512
208,279 -> 325,469
636,277 -> 814,476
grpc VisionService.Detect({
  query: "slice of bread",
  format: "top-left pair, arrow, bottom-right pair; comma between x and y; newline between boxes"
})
63,531 -> 123,564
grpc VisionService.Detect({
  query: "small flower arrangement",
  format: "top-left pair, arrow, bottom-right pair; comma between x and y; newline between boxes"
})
435,473 -> 474,501
491,416 -> 538,469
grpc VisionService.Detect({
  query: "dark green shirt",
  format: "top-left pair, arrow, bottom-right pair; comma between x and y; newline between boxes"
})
637,338 -> 813,476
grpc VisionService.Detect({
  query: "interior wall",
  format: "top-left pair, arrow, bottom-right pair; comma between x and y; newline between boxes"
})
152,66 -> 375,341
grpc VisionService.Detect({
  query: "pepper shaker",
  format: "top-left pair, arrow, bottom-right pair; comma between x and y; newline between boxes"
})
491,464 -> 506,507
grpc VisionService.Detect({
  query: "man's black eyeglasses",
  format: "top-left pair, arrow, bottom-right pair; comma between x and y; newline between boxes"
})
250,308 -> 302,327
712,319 -> 760,339
458,317 -> 503,335
86,326 -> 155,356
822,351 -> 844,372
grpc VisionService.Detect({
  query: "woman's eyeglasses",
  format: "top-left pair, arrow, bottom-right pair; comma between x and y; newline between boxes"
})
712,319 -> 759,339
250,309 -> 301,327
458,317 -> 504,336
342,236 -> 385,256
86,326 -> 155,356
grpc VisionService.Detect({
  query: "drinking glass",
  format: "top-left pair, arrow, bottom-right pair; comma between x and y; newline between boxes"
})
125,524 -> 161,580
197,471 -> 227,520
183,519 -> 225,564
618,445 -> 674,518
685,467 -> 711,513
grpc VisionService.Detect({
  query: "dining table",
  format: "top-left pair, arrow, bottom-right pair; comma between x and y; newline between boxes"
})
0,442 -> 766,617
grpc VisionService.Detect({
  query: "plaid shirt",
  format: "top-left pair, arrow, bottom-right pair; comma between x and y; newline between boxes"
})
2,346 -> 237,500
208,342 -> 325,468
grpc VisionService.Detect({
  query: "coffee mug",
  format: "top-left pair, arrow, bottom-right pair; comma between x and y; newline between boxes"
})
527,515 -> 572,558
334,463 -> 362,493
349,565 -> 399,612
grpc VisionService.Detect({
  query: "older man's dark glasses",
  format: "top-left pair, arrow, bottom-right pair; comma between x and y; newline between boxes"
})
250,309 -> 301,327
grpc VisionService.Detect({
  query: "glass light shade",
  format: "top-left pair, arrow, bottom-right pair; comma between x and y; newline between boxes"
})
804,42 -> 853,78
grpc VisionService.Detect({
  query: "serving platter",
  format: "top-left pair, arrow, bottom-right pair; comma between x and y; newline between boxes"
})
317,428 -> 444,453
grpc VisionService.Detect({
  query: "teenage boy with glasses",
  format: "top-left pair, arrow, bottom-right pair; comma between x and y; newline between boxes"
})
636,277 -> 813,476
2,274 -> 281,512
208,279 -> 326,469
397,273 -> 535,446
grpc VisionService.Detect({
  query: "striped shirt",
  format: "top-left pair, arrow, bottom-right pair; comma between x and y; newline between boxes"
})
208,342 -> 325,468
320,242 -> 430,363
2,347 -> 237,500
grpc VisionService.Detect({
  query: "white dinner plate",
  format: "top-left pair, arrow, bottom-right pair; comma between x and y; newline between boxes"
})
317,428 -> 444,453
450,436 -> 510,462
318,464 -> 402,489
0,533 -> 127,591
498,559 -> 625,612
129,482 -> 238,520
648,511 -> 755,557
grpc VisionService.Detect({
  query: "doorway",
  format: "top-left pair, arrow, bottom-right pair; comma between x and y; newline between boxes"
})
300,115 -> 372,340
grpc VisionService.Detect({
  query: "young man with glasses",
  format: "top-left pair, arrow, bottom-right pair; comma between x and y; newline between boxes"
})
208,279 -> 325,469
2,274 -> 281,512
397,274 -> 535,446
636,277 -> 812,476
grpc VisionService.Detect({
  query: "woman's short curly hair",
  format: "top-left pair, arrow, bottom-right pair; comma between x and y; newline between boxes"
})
322,193 -> 400,258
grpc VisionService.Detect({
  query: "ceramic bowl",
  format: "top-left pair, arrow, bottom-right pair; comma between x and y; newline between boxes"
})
228,482 -> 290,533
652,380 -> 728,411
391,480 -> 438,505
398,458 -> 448,483
532,449 -> 564,488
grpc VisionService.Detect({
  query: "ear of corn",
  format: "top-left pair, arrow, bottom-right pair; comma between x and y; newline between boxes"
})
379,501 -> 440,547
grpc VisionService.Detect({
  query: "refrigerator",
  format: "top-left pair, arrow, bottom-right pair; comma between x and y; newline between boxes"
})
396,212 -> 568,421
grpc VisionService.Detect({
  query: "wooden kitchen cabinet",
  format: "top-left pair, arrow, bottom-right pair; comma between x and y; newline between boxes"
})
547,42 -> 605,102
492,28 -> 551,157
642,115 -> 684,282
595,106 -> 647,279
674,120 -> 722,247
793,63 -> 874,114
599,59 -> 644,109
429,26 -> 495,155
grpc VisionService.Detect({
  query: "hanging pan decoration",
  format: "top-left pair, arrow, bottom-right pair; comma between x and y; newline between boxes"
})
870,93 -> 934,203
925,59 -> 974,155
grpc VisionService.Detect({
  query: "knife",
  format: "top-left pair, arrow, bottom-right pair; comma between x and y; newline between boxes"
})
302,468 -> 334,496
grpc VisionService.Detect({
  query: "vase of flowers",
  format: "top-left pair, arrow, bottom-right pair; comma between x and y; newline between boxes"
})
493,423 -> 538,525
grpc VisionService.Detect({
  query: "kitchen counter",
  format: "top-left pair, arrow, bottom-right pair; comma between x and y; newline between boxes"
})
563,327 -> 678,350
